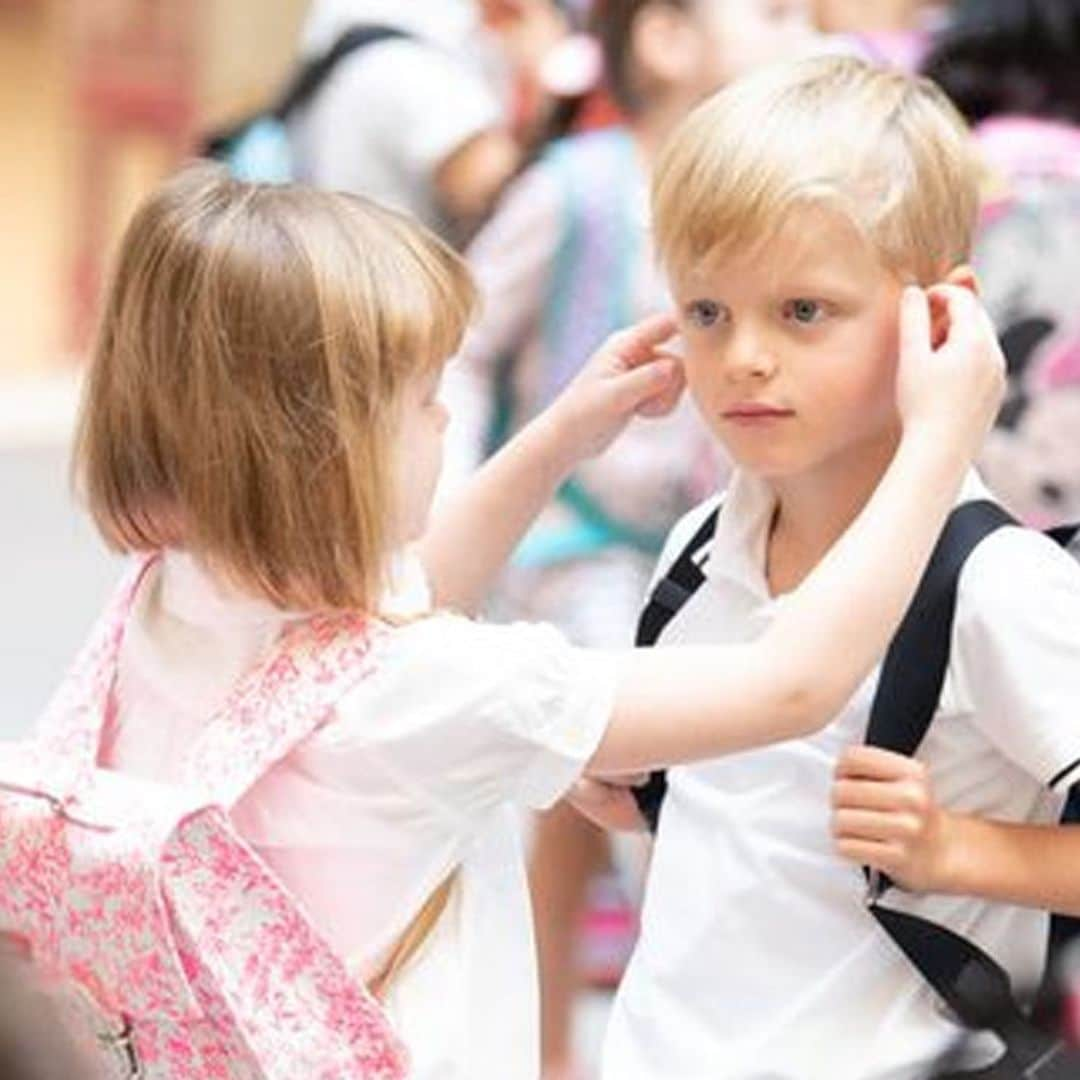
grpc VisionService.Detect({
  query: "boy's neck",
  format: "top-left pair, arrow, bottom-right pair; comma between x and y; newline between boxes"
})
764,426 -> 903,597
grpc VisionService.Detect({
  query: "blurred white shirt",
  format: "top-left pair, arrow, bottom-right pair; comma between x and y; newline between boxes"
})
289,0 -> 503,233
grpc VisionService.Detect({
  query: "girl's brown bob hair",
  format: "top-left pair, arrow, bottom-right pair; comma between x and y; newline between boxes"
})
75,163 -> 477,611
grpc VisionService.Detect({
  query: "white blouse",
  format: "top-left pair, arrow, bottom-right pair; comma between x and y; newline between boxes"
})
100,549 -> 617,1079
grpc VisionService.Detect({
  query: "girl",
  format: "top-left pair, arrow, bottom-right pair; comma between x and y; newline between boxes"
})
72,163 -> 999,1079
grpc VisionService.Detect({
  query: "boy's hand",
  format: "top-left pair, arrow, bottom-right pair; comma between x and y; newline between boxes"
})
548,313 -> 685,464
832,746 -> 960,895
568,775 -> 650,833
895,285 -> 1005,458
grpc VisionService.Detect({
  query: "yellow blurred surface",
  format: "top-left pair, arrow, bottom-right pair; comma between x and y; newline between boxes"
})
0,0 -> 308,380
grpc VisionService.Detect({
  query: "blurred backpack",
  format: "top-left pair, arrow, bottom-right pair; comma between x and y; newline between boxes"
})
0,556 -> 409,1079
202,25 -> 409,182
973,116 -> 1080,528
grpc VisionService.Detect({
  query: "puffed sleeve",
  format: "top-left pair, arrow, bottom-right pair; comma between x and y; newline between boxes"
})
319,613 -> 618,822
950,526 -> 1080,790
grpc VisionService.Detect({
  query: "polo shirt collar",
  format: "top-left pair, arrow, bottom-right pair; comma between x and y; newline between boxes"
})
703,467 -> 991,603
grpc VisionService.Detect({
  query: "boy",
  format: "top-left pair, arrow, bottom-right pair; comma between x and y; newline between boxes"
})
455,3 -> 815,1075
598,56 -> 1080,1078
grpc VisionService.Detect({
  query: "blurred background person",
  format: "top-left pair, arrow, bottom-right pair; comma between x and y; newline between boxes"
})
923,0 -> 1080,527
813,0 -> 951,69
287,0 -> 572,241
446,2 -> 818,1076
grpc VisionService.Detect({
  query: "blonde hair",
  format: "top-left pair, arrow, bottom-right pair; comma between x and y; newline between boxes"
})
652,54 -> 983,283
75,163 -> 477,612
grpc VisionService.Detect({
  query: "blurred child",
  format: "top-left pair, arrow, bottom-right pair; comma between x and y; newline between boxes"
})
814,0 -> 950,69
449,2 -> 816,1073
46,162 -> 999,1079
289,0 -> 567,240
923,0 -> 1080,527
596,56 -> 1080,1079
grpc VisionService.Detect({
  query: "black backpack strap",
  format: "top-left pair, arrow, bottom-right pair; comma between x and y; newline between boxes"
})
865,503 -> 1080,1076
864,500 -> 1016,764
272,25 -> 411,120
202,26 -> 411,159
630,505 -> 720,832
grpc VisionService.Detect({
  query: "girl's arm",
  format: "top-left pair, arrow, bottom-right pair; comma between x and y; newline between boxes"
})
421,314 -> 684,612
588,287 -> 1006,774
833,746 -> 1080,916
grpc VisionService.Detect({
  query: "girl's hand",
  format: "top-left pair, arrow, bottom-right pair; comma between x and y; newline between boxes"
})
548,313 -> 685,464
832,746 -> 960,895
895,285 -> 1005,459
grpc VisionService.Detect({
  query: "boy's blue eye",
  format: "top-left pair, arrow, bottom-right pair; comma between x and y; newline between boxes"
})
784,299 -> 824,324
687,299 -> 722,328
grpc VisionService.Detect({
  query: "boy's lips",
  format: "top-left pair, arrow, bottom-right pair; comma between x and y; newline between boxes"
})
723,402 -> 795,424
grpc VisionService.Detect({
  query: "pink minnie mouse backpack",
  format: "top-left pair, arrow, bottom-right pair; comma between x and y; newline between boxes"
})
0,557 -> 409,1079
974,116 -> 1080,528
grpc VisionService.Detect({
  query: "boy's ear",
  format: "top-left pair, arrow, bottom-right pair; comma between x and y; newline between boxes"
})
928,265 -> 980,348
943,264 -> 980,296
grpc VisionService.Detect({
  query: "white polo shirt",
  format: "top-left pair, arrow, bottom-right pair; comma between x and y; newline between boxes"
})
603,470 -> 1080,1080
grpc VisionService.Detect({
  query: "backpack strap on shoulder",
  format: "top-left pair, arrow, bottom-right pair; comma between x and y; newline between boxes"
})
271,25 -> 411,121
181,613 -> 383,808
865,500 -> 1016,764
35,555 -> 159,798
864,502 -> 1080,1076
631,504 -> 721,831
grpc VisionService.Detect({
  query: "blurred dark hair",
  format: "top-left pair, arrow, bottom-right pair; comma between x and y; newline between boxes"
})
592,0 -> 691,114
922,0 -> 1080,126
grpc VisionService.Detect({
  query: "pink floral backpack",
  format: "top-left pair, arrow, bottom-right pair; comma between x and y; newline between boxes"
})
0,556 -> 409,1079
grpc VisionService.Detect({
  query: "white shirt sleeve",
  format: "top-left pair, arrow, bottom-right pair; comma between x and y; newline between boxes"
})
321,614 -> 617,822
301,40 -> 502,196
951,526 -> 1080,790
363,41 -> 502,175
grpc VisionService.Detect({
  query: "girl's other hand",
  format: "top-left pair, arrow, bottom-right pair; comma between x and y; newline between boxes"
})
548,313 -> 686,464
895,285 -> 1005,459
832,746 -> 960,895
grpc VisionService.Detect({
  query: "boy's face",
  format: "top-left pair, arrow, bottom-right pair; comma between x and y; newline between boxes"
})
670,206 -> 905,482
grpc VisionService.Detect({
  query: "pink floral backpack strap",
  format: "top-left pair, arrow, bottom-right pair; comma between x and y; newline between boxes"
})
179,609 -> 382,806
161,611 -> 408,1079
34,555 -> 159,795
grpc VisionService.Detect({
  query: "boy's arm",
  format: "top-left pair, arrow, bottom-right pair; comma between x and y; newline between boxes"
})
834,747 -> 1080,916
833,517 -> 1080,911
420,315 -> 684,612
588,288 -> 1005,774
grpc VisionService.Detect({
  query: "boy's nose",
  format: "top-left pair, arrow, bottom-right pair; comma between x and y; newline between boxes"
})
723,331 -> 778,381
